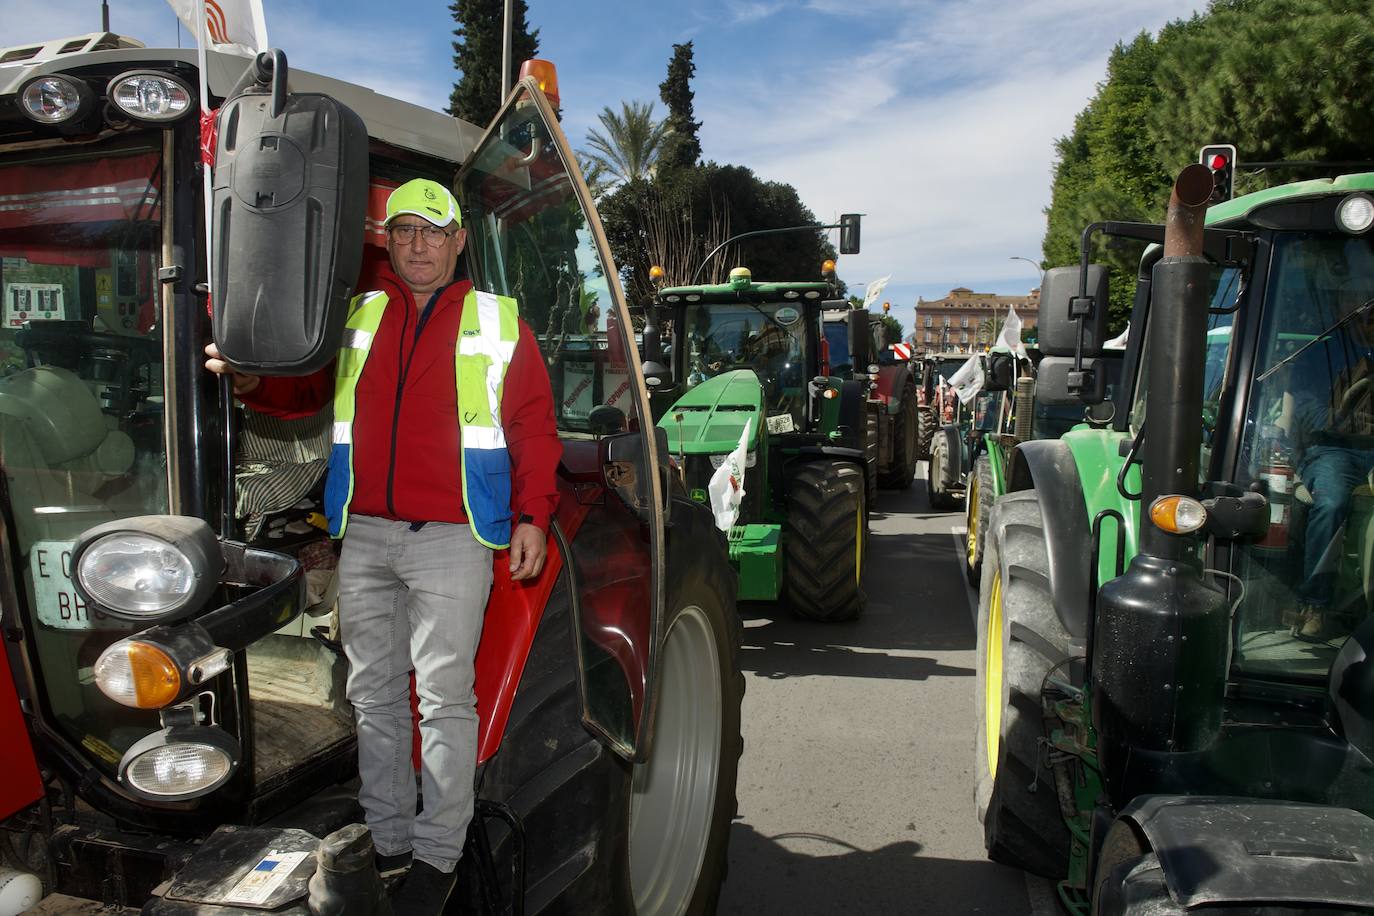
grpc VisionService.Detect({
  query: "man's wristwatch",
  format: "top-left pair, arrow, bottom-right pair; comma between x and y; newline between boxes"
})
518,513 -> 535,526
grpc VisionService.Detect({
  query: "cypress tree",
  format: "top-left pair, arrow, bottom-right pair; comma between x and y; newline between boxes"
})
449,0 -> 540,126
658,42 -> 703,172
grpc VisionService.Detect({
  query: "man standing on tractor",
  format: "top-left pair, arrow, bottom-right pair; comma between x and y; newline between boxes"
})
205,179 -> 561,914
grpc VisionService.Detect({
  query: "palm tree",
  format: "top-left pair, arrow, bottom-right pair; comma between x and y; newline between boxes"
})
978,316 -> 1005,347
582,100 -> 668,186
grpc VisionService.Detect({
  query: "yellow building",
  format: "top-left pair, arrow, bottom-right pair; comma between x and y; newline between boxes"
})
914,286 -> 1039,354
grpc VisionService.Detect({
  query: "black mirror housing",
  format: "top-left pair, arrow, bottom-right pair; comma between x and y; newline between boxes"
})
1039,265 -> 1109,357
847,309 -> 870,369
211,85 -> 369,374
984,352 -> 1015,392
1036,355 -> 1107,405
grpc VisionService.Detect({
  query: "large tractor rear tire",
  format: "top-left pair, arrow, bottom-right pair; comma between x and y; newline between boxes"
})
472,505 -> 743,915
879,385 -> 919,490
914,405 -> 936,462
964,455 -> 994,588
785,460 -> 866,621
973,489 -> 1074,879
926,428 -> 959,511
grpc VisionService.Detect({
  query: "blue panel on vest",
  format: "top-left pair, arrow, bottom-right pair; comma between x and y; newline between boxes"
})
323,443 -> 352,536
465,447 -> 513,544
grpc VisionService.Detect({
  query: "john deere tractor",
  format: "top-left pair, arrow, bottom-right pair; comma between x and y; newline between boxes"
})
644,267 -> 872,621
975,157 -> 1374,913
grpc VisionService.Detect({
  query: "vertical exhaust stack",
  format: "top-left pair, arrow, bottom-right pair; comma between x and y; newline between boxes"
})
1092,165 -> 1230,793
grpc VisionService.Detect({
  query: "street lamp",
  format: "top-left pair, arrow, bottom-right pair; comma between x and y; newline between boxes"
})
1008,255 -> 1044,288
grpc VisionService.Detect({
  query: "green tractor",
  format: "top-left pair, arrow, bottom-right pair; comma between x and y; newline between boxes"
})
643,267 -> 872,621
975,159 -> 1374,913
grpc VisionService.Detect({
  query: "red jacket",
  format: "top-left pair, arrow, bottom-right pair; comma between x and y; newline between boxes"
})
241,268 -> 561,532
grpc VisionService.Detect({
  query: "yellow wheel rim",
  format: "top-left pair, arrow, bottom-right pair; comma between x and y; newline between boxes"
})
966,475 -> 980,567
984,570 -> 1004,779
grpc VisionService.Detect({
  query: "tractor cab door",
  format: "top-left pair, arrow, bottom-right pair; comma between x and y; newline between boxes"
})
458,79 -> 666,761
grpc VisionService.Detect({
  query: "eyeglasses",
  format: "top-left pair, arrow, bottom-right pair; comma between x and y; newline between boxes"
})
388,223 -> 454,246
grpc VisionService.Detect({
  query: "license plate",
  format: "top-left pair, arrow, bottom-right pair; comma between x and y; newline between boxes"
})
30,541 -> 125,630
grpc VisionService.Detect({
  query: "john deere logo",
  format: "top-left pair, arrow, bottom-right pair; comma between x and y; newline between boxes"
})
774,306 -> 800,326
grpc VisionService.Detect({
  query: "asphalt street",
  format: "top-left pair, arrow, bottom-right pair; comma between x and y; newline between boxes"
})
717,467 -> 1058,915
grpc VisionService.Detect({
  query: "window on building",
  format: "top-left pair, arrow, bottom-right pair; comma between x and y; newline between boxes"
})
924,316 -> 932,328
961,332 -> 969,343
962,316 -> 970,328
924,331 -> 933,343
944,316 -> 951,327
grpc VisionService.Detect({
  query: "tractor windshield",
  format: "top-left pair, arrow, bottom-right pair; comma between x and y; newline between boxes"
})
0,145 -> 170,770
1227,231 -> 1374,679
683,301 -> 809,423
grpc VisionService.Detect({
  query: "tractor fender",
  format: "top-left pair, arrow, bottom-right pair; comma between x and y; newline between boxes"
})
1004,438 -> 1092,641
1112,795 -> 1374,911
874,364 -> 911,410
836,379 -> 868,446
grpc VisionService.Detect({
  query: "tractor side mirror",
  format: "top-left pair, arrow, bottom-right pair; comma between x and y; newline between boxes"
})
1039,265 -> 1109,358
588,404 -> 628,436
839,213 -> 861,255
848,310 -> 871,370
211,52 -> 369,375
1036,355 -> 1107,405
984,352 -> 1014,392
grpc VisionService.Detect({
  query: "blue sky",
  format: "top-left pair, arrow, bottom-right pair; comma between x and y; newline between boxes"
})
7,0 -> 1207,327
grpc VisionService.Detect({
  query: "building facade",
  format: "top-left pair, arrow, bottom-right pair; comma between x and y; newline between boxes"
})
913,286 -> 1039,354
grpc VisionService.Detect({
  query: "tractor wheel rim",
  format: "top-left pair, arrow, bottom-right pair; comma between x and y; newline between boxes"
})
966,475 -> 979,564
629,605 -> 722,916
985,570 -> 1004,779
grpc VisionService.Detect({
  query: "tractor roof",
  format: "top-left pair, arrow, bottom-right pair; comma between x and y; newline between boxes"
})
0,33 -> 482,163
1206,171 -> 1374,229
657,279 -> 833,305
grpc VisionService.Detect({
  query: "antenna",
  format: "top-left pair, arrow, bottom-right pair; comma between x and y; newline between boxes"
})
102,0 -> 110,31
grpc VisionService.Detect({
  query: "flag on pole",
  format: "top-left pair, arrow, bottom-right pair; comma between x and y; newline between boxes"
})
947,354 -> 984,405
996,305 -> 1027,359
1105,322 -> 1130,349
861,275 -> 891,310
707,421 -> 752,532
166,0 -> 269,57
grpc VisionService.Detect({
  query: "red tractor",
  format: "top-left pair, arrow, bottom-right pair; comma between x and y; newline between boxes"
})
0,34 -> 742,914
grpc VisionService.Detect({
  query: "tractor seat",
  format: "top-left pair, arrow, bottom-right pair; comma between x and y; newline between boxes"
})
0,366 -> 132,545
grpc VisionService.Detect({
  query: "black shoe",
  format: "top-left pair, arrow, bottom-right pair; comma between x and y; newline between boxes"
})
375,849 -> 413,879
392,859 -> 456,914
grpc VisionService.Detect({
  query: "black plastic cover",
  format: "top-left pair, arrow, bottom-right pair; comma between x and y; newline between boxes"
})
1124,795 -> 1374,909
211,91 -> 368,374
1036,355 -> 1107,404
1039,264 -> 1109,357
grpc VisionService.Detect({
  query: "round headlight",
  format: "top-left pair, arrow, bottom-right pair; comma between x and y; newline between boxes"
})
120,726 -> 239,800
18,74 -> 92,124
72,516 -> 223,622
78,533 -> 197,617
107,71 -> 194,124
1338,194 -> 1374,235
94,639 -> 182,708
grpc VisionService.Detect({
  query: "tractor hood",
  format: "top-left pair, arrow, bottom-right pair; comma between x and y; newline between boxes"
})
659,370 -> 762,454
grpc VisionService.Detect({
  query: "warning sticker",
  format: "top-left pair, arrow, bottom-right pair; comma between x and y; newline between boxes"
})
221,851 -> 312,906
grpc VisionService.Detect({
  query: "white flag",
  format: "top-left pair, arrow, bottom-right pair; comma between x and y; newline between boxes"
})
996,306 -> 1026,359
1105,322 -> 1130,349
947,354 -> 984,405
167,0 -> 269,57
707,421 -> 752,532
861,275 -> 891,310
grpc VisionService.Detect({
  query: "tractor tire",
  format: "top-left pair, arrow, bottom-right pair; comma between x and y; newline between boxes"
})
864,406 -> 880,513
913,405 -> 936,462
964,456 -> 994,588
471,504 -> 743,915
926,431 -> 959,511
973,489 -> 1074,880
879,385 -> 919,490
784,460 -> 867,621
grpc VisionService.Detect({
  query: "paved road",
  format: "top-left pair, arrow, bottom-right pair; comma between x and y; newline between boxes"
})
718,469 -> 1057,915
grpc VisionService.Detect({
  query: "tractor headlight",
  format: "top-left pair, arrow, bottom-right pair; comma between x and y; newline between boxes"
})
107,71 -> 194,124
1338,193 -> 1374,235
72,517 -> 222,622
708,451 -> 757,469
120,725 -> 239,800
18,74 -> 92,124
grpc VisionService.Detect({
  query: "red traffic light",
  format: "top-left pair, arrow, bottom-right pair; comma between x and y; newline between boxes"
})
1208,153 -> 1229,170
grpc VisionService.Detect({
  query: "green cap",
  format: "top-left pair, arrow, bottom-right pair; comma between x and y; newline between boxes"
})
385,179 -> 461,228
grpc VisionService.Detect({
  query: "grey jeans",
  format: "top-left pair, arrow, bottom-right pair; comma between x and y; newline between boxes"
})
338,515 -> 493,872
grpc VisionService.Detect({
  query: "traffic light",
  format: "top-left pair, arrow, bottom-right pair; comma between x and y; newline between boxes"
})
839,213 -> 861,255
1199,144 -> 1237,203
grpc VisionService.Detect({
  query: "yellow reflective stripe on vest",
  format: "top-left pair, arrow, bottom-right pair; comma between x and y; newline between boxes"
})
324,290 -> 389,537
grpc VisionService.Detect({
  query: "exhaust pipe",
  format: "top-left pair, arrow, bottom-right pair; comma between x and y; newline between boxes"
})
1091,165 -> 1230,777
